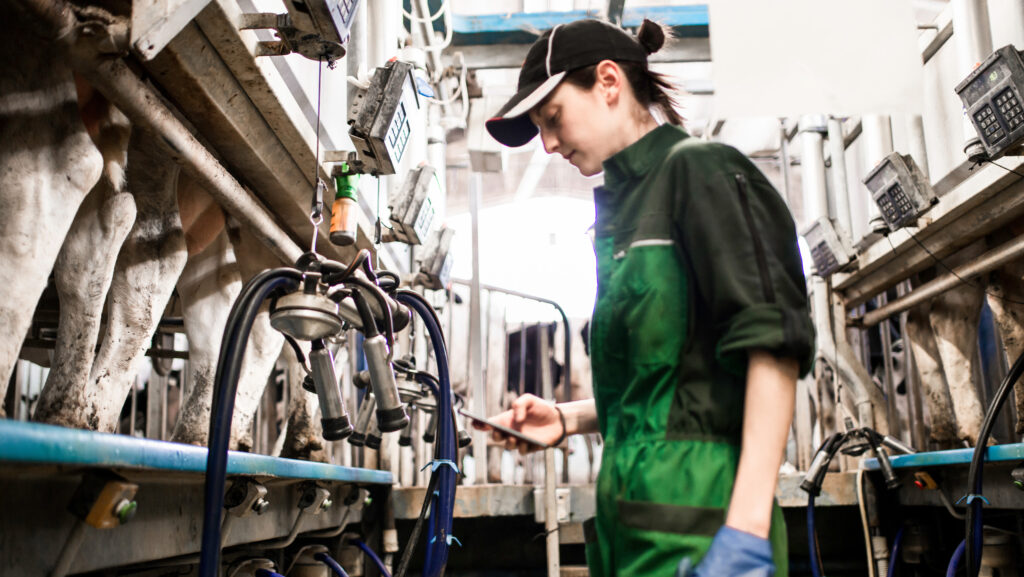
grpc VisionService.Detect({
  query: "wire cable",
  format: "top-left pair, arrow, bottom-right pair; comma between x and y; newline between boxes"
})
964,343 -> 1024,575
887,526 -> 905,577
401,0 -> 448,22
906,231 -> 1024,306
947,539 -> 966,577
807,494 -> 824,577
352,539 -> 392,577
315,552 -> 351,577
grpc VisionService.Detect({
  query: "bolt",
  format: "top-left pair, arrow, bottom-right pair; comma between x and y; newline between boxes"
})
114,499 -> 138,524
252,498 -> 270,515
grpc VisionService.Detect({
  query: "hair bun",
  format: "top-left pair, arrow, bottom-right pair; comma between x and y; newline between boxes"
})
637,19 -> 666,55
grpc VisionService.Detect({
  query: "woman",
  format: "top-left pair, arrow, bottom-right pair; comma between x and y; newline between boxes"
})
481,18 -> 814,577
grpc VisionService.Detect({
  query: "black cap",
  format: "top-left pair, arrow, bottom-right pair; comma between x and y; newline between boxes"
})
485,19 -> 649,147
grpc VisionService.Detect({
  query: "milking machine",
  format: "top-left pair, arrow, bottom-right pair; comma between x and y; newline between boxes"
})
197,248 -> 460,577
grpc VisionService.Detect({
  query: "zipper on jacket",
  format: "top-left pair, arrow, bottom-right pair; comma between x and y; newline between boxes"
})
735,173 -> 776,304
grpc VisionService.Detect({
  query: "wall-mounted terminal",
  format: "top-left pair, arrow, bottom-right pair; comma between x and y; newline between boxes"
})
863,152 -> 937,231
802,217 -> 855,278
349,60 -> 422,176
955,44 -> 1024,161
384,165 -> 435,245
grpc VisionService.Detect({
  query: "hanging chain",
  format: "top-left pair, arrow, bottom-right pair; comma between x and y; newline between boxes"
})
310,55 -> 326,254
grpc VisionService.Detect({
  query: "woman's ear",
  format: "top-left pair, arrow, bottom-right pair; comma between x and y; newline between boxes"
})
594,60 -> 622,105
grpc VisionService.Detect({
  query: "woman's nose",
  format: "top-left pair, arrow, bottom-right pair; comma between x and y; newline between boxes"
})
540,130 -> 559,154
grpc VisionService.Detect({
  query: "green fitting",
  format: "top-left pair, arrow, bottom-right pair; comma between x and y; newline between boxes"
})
1014,480 -> 1024,491
334,161 -> 360,201
115,500 -> 138,524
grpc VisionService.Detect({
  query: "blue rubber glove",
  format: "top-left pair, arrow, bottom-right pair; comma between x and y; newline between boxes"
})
676,526 -> 775,577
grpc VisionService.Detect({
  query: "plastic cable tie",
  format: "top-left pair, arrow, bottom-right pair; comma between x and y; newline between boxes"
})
955,494 -> 990,506
420,459 -> 460,474
447,535 -> 462,547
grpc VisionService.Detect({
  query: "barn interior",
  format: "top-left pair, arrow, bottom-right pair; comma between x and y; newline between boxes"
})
3,0 -> 1024,576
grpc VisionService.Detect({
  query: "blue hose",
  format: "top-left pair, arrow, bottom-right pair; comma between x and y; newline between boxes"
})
315,552 -> 351,577
396,291 -> 457,577
947,539 -> 966,577
353,539 -> 392,577
199,270 -> 301,576
808,494 -> 823,577
887,527 -> 905,577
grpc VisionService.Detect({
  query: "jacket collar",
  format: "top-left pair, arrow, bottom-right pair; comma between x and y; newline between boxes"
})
600,123 -> 690,194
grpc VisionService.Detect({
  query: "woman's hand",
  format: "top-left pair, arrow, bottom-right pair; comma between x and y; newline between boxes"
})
472,394 -> 565,454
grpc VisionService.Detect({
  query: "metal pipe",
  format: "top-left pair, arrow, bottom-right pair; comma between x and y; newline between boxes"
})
952,0 -> 994,155
861,235 -> 1024,327
780,119 -> 793,207
905,114 -> 931,181
451,279 -> 572,405
468,172 -> 487,484
16,0 -> 304,265
539,327 -> 560,577
861,115 -> 894,233
50,519 -> 87,577
799,116 -> 829,229
827,117 -> 854,236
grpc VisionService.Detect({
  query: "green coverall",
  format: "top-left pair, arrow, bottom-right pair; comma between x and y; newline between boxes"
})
584,124 -> 815,576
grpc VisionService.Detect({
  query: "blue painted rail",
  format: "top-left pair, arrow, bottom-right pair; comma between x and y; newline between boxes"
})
451,5 -> 709,45
863,442 -> 1024,471
0,419 -> 392,484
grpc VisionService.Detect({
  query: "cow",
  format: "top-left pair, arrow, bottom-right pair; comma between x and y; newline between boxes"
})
2,0 -> 325,456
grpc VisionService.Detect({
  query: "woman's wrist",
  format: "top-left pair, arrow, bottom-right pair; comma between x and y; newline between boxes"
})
555,399 -> 599,436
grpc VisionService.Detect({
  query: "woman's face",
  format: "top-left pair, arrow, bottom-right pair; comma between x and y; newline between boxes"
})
529,78 -> 619,177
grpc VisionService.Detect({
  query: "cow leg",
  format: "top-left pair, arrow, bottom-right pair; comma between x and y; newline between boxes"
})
87,130 -> 187,432
0,4 -> 103,411
905,302 -> 960,446
929,283 -> 986,445
34,105 -> 134,427
227,224 -> 287,452
986,259 -> 1024,434
171,226 -> 242,447
277,341 -> 327,461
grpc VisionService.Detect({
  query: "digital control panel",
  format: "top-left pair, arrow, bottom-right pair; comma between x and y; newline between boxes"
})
862,152 -> 936,230
955,44 -> 1024,160
802,217 -> 855,278
349,60 -> 421,175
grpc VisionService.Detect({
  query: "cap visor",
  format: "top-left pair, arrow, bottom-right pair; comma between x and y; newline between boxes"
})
485,71 -> 566,147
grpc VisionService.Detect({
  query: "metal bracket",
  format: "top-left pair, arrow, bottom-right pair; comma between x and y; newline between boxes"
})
238,12 -> 344,62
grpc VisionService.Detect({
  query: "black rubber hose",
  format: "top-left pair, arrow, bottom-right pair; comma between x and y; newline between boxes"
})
199,268 -> 301,577
965,346 -> 1024,575
350,288 -> 379,338
344,275 -> 400,341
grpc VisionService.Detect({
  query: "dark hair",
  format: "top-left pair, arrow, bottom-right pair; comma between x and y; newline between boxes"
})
562,19 -> 684,126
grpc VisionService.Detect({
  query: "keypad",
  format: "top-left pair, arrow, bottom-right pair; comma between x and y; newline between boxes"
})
811,241 -> 839,275
890,183 -> 914,220
996,88 -> 1024,132
387,102 -> 411,162
974,104 -> 1006,144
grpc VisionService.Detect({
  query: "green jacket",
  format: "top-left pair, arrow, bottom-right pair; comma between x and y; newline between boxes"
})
585,124 -> 814,576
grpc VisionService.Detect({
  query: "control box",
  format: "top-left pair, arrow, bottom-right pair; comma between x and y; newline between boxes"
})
349,60 -> 421,175
862,152 -> 936,230
802,217 -> 855,278
384,165 -> 435,245
416,227 -> 455,290
955,44 -> 1024,160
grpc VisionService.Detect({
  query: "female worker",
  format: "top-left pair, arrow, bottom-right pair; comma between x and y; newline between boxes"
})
480,18 -> 815,577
